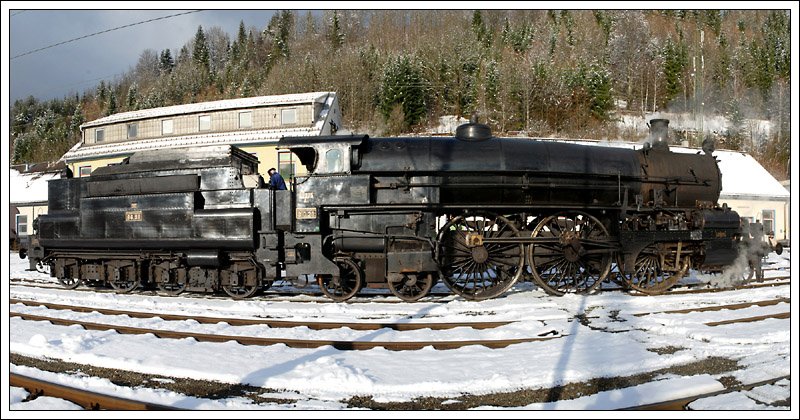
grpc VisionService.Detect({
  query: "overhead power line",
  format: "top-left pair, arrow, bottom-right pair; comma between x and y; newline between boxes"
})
11,10 -> 203,60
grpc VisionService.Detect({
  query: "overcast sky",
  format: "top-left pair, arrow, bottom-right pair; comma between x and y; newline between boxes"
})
6,7 -> 281,102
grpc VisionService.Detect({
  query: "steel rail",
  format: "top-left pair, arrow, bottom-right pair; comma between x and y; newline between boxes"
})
10,372 -> 177,410
704,312 -> 790,326
632,297 -> 790,316
621,375 -> 791,410
10,312 -> 563,351
9,298 -> 511,331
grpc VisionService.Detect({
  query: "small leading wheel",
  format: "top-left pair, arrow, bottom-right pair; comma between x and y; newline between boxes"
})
436,213 -> 524,301
388,273 -> 434,302
528,212 -> 613,296
621,244 -> 689,294
57,277 -> 81,289
319,258 -> 363,302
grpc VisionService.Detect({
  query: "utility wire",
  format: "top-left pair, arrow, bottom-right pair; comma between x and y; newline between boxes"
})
11,10 -> 27,17
11,10 -> 203,60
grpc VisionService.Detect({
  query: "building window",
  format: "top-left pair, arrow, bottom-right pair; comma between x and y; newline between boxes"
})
79,166 -> 92,177
16,215 -> 28,236
95,128 -> 105,142
162,119 -> 174,135
761,209 -> 776,236
239,111 -> 253,128
199,115 -> 212,131
278,151 -> 295,181
127,123 -> 138,139
281,108 -> 296,125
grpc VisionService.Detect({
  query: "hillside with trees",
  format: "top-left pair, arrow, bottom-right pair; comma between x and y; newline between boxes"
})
10,10 -> 791,179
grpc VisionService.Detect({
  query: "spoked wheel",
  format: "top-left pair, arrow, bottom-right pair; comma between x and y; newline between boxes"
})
621,244 -> 689,294
528,212 -> 613,296
436,213 -> 524,301
388,273 -> 434,302
57,277 -> 81,289
319,258 -> 363,302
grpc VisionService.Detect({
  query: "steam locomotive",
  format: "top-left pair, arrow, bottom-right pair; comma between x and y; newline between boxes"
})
25,119 -> 743,301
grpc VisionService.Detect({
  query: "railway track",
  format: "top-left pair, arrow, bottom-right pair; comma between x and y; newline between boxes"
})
9,311 -> 563,351
10,273 -> 791,304
625,375 -> 791,410
631,297 -> 791,328
12,367 -> 788,411
632,297 -> 790,317
10,372 -> 176,410
9,298 -> 510,331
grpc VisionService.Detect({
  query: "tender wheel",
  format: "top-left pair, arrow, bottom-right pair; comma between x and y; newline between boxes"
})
57,277 -> 81,289
319,258 -> 363,302
436,213 -> 524,300
222,283 -> 259,299
110,278 -> 140,293
154,263 -> 187,296
621,244 -> 689,294
158,279 -> 187,296
528,212 -> 613,296
388,273 -> 434,302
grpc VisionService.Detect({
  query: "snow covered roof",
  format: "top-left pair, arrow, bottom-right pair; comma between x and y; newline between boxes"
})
9,169 -> 60,205
712,150 -> 790,200
81,91 -> 335,128
62,126 -> 321,161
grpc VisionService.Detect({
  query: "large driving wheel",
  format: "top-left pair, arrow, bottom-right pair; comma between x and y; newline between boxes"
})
621,244 -> 689,294
436,213 -> 524,300
388,273 -> 434,302
528,212 -> 613,296
319,258 -> 363,302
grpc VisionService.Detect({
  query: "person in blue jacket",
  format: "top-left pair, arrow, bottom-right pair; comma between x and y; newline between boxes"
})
267,168 -> 287,190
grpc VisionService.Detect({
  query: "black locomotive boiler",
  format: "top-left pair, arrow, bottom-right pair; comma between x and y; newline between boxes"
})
26,119 -> 743,301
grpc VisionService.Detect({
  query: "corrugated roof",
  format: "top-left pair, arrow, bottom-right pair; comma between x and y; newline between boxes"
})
81,91 -> 334,128
62,126 -> 321,161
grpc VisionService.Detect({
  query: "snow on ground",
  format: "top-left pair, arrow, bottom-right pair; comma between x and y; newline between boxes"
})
9,385 -> 83,410
6,251 -> 794,410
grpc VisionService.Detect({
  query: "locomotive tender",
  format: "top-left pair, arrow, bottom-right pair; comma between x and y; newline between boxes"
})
27,119 -> 742,301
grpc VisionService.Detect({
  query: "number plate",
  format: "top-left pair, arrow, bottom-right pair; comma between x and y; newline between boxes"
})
295,208 -> 317,220
125,210 -> 143,222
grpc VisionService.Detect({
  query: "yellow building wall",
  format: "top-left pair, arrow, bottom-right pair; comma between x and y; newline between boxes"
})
15,204 -> 48,235
721,198 -> 790,241
70,156 -> 130,177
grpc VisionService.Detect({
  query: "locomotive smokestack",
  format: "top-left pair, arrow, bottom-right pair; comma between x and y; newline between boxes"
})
647,118 -> 670,151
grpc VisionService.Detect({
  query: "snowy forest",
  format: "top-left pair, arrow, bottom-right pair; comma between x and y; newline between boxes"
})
9,10 -> 791,179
